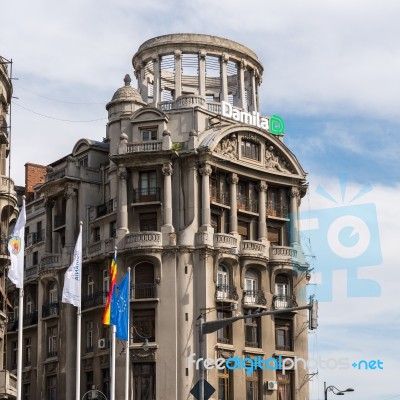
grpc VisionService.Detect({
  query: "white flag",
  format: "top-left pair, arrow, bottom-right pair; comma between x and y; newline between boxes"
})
8,200 -> 26,288
62,229 -> 82,307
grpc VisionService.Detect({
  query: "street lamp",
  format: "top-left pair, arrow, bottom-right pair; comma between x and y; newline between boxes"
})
120,325 -> 151,354
324,382 -> 354,399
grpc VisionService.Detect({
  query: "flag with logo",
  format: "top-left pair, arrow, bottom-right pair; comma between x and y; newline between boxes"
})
110,272 -> 130,341
62,229 -> 82,307
102,257 -> 117,325
8,200 -> 26,288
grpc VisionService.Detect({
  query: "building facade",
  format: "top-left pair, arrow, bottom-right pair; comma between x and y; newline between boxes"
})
6,34 -> 311,399
0,56 -> 18,398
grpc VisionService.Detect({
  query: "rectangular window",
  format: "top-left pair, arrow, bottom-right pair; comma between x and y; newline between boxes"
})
23,383 -> 30,400
277,370 -> 293,400
138,171 -> 157,201
139,212 -> 158,231
32,252 -> 38,266
217,309 -> 232,344
245,315 -> 260,348
132,309 -> 155,344
94,227 -> 100,242
25,337 -> 32,366
246,367 -> 261,400
241,140 -> 260,161
275,319 -> 293,351
238,221 -> 249,240
102,369 -> 110,399
110,220 -> 117,238
141,129 -> 158,141
86,371 -> 94,392
86,321 -> 94,352
47,326 -> 58,357
218,365 -> 232,400
46,375 -> 57,400
133,363 -> 156,400
268,226 -> 281,246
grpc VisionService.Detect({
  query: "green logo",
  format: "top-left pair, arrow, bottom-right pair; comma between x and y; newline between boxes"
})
269,115 -> 284,136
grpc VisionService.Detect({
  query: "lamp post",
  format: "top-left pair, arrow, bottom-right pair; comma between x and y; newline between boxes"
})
324,382 -> 354,399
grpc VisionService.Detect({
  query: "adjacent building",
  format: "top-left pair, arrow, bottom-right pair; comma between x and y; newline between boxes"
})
6,34 -> 311,399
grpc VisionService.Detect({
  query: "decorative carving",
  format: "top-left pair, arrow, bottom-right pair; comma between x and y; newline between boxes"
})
216,348 -> 235,359
199,50 -> 206,59
162,162 -> 173,176
228,174 -> 239,185
100,355 -> 109,366
289,188 -> 300,199
44,197 -> 55,209
199,163 -> 212,176
215,135 -> 238,160
84,358 -> 93,370
46,362 -> 58,374
256,183 -> 268,192
265,146 -> 291,173
64,187 -> 76,200
131,347 -> 156,361
118,167 -> 128,180
222,53 -> 229,63
174,49 -> 182,59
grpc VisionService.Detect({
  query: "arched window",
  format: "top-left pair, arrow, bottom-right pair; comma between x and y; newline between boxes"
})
216,265 -> 230,300
133,262 -> 155,299
274,274 -> 291,308
244,269 -> 259,304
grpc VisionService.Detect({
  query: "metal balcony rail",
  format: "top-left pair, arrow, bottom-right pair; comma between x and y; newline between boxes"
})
242,289 -> 267,306
47,349 -> 58,358
237,195 -> 258,213
132,187 -> 161,203
215,284 -> 239,301
266,201 -> 288,218
96,199 -> 116,218
54,215 -> 66,228
210,187 -> 230,206
131,283 -> 157,299
23,312 -> 38,327
42,302 -> 60,318
82,291 -> 108,309
272,294 -> 298,309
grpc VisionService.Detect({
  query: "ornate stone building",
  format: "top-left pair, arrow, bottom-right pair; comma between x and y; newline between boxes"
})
6,34 -> 310,399
0,56 -> 18,397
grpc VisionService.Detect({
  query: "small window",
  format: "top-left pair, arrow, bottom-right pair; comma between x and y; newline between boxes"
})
32,251 -> 38,266
25,337 -> 32,366
109,220 -> 117,238
241,140 -> 260,161
47,326 -> 58,357
139,213 -> 157,231
141,129 -> 158,141
244,312 -> 261,348
93,227 -> 100,242
275,319 -> 293,351
132,309 -> 155,343
245,366 -> 261,400
217,309 -> 232,344
46,376 -> 57,400
86,321 -> 94,352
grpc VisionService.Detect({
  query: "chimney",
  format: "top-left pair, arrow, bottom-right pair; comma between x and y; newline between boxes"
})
25,163 -> 47,202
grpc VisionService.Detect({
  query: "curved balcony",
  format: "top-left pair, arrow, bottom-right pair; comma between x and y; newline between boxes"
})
213,234 -> 238,250
87,240 -> 104,258
241,240 -> 267,258
125,232 -> 162,250
215,285 -> 239,302
242,289 -> 267,307
42,302 -> 60,318
40,254 -> 60,274
131,283 -> 157,300
82,291 -> 108,310
272,294 -> 298,310
269,246 -> 297,263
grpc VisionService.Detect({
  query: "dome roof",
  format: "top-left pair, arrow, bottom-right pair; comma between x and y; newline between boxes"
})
107,74 -> 145,107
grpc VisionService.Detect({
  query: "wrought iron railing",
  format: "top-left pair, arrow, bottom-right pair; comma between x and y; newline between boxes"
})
215,285 -> 239,301
131,283 -> 157,299
132,187 -> 161,203
272,294 -> 298,309
42,302 -> 60,318
242,289 -> 267,306
23,312 -> 38,327
237,195 -> 258,213
266,201 -> 288,218
96,199 -> 116,218
210,187 -> 230,206
82,291 -> 108,309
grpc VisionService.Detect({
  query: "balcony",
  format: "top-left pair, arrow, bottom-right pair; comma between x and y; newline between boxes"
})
40,254 -> 60,272
54,215 -> 66,229
273,294 -> 298,310
269,246 -> 298,263
132,187 -> 161,203
213,234 -> 238,250
25,266 -> 39,280
42,302 -> 60,318
241,240 -> 267,257
210,187 -> 230,206
131,283 -> 157,300
266,202 -> 288,218
27,229 -> 45,246
125,232 -> 162,249
90,199 -> 117,221
23,312 -> 38,327
126,141 -> 162,153
87,241 -> 104,258
0,370 -> 17,398
82,291 -> 108,310
237,195 -> 258,213
242,290 -> 267,307
215,285 -> 239,301
0,176 -> 14,194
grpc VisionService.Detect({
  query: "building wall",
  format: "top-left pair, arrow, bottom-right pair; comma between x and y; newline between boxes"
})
6,34 -> 311,400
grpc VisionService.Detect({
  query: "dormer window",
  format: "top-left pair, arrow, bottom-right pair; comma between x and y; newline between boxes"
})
141,128 -> 158,141
241,139 -> 260,161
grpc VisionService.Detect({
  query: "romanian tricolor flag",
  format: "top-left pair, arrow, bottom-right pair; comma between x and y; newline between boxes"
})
102,257 -> 117,325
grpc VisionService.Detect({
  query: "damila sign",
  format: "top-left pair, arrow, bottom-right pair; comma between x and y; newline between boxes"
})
220,101 -> 284,136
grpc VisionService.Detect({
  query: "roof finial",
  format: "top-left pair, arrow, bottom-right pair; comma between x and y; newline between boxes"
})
124,74 -> 131,86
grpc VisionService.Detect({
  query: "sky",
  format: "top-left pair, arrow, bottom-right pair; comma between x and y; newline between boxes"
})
1,0 -> 400,399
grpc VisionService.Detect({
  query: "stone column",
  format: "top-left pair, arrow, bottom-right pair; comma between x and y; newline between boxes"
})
44,197 -> 55,253
228,174 -> 239,234
221,53 -> 229,102
289,187 -> 300,245
250,69 -> 257,112
199,163 -> 213,227
64,185 -> 76,247
239,59 -> 247,110
174,50 -> 182,99
153,53 -> 160,105
138,62 -> 148,102
118,167 -> 129,233
257,182 -> 268,239
199,50 -> 206,97
162,162 -> 174,230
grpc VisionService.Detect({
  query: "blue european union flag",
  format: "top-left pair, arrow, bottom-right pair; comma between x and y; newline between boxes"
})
110,272 -> 129,341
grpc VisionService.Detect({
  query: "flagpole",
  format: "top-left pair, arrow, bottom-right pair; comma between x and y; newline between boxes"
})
16,288 -> 23,400
75,222 -> 83,400
110,246 -> 117,400
125,267 -> 131,399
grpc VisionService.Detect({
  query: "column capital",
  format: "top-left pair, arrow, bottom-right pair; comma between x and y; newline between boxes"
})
44,196 -> 55,208
221,53 -> 229,63
64,186 -> 76,200
199,163 -> 212,176
174,49 -> 182,59
240,58 -> 247,70
162,162 -> 173,176
256,182 -> 268,192
199,50 -> 207,59
152,53 -> 159,62
228,174 -> 239,185
118,167 -> 128,180
288,187 -> 300,199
